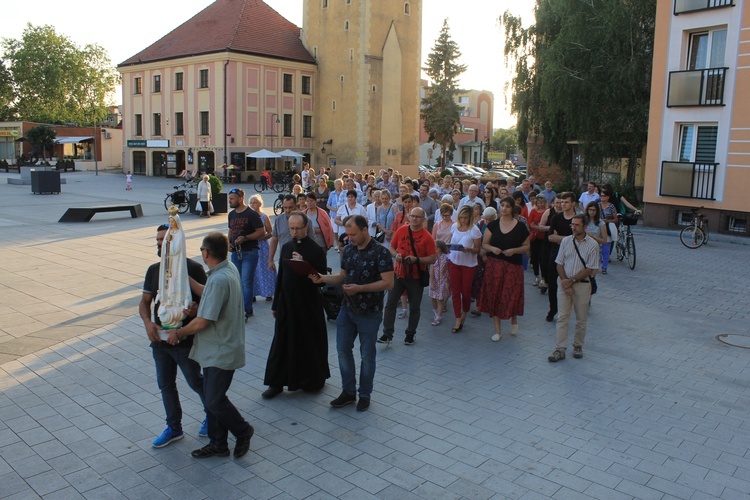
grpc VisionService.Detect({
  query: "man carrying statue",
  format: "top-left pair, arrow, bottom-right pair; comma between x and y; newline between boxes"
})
139,207 -> 209,448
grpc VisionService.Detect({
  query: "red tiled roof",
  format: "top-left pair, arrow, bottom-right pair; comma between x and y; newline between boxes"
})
118,0 -> 314,67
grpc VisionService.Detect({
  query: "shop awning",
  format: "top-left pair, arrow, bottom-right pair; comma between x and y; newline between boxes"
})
54,136 -> 94,144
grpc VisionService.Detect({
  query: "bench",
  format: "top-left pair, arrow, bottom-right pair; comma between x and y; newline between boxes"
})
59,204 -> 143,222
0,164 -> 20,173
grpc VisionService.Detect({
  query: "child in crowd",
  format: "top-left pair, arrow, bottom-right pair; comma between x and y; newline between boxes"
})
430,240 -> 451,326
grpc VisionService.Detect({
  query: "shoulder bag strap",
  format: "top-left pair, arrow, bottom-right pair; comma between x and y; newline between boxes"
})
407,227 -> 423,271
571,237 -> 588,269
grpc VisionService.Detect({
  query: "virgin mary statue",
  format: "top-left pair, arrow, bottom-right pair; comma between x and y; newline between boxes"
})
156,206 -> 191,328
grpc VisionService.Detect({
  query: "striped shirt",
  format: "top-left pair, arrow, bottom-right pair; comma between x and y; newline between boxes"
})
555,234 -> 600,278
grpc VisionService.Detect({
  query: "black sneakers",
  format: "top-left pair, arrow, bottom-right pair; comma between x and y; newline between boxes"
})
404,334 -> 415,345
330,391 -> 356,408
377,334 -> 392,344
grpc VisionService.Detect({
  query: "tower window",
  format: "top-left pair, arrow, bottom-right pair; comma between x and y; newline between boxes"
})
404,2 -> 410,15
349,49 -> 353,61
322,0 -> 328,8
372,85 -> 377,93
332,100 -> 336,111
340,75 -> 345,83
345,20 -> 349,30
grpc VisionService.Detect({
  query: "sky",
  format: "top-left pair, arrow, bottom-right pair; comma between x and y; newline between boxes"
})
3,0 -> 534,129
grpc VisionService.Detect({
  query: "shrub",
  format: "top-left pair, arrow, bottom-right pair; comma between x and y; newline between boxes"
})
208,175 -> 222,197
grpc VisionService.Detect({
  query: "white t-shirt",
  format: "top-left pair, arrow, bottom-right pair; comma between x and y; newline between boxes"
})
335,203 -> 367,235
447,224 -> 482,267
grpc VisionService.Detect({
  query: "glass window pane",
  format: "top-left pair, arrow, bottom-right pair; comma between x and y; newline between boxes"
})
679,125 -> 695,162
710,30 -> 726,67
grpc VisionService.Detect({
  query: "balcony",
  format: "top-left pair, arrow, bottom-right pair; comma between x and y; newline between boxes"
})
660,161 -> 717,200
674,0 -> 733,15
667,68 -> 727,107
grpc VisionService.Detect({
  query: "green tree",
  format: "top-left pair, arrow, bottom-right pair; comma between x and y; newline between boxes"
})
421,19 -> 467,166
25,124 -> 57,161
501,0 -> 656,184
0,59 -> 15,121
492,127 -> 517,157
3,24 -> 118,124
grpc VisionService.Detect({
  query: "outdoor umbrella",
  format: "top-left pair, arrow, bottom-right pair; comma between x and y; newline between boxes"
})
277,149 -> 304,158
247,149 -> 281,158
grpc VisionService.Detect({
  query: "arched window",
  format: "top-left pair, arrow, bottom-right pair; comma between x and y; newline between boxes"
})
404,2 -> 410,15
345,20 -> 350,30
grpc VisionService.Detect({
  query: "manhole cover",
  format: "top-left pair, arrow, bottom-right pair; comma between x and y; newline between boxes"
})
716,334 -> 750,349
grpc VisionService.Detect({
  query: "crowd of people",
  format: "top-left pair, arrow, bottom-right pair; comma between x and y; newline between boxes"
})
141,165 -> 641,458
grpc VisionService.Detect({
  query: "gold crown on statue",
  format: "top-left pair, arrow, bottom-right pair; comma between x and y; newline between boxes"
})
167,205 -> 179,216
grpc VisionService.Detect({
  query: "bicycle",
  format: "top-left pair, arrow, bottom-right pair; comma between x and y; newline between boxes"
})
253,172 -> 272,193
615,211 -> 639,270
164,180 -> 196,214
273,193 -> 284,216
679,207 -> 709,249
271,172 -> 293,193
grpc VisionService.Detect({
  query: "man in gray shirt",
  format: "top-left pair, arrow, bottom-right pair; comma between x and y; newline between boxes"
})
268,195 -> 296,271
418,183 -> 438,230
168,232 -> 254,459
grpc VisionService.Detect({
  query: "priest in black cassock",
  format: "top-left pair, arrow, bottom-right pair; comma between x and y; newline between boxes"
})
263,212 -> 330,399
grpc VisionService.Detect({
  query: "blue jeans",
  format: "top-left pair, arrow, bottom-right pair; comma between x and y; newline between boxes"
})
202,367 -> 252,449
152,346 -> 205,431
336,307 -> 383,399
231,248 -> 259,315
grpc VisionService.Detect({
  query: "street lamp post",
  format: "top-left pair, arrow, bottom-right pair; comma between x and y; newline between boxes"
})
270,113 -> 280,151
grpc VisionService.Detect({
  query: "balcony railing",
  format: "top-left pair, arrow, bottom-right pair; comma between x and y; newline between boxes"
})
660,161 -> 717,200
667,68 -> 727,107
674,0 -> 734,15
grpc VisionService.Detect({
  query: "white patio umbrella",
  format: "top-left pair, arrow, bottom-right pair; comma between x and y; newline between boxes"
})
277,149 -> 304,158
246,149 -> 282,158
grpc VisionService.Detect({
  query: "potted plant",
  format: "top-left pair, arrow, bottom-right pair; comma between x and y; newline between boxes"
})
208,175 -> 227,214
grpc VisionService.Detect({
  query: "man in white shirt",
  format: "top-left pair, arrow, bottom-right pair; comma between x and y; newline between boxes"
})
578,181 -> 600,213
457,184 -> 485,211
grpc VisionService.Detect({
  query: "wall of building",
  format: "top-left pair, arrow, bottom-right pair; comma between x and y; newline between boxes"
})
120,53 -> 316,178
302,0 -> 421,172
643,0 -> 750,235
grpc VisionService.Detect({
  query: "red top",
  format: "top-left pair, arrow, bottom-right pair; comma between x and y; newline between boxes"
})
390,226 -> 437,279
528,208 -> 546,240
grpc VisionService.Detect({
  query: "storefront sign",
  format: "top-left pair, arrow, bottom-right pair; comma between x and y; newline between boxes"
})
147,140 -> 170,148
127,140 -> 147,147
0,130 -> 20,137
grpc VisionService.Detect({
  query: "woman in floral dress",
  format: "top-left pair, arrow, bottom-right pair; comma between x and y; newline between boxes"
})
248,195 -> 276,301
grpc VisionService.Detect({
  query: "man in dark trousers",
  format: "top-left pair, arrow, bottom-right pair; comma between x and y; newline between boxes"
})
546,192 -> 577,322
167,232 -> 254,459
263,212 -> 330,399
139,224 -> 207,448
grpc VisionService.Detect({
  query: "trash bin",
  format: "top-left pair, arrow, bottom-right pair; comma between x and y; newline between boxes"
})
30,169 -> 61,194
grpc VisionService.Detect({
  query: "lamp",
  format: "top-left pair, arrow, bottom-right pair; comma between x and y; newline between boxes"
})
270,113 -> 280,151
321,138 -> 333,155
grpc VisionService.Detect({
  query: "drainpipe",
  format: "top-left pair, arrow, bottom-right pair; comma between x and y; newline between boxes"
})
223,58 -> 229,166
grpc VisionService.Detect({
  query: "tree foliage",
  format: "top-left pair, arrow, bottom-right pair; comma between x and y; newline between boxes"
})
421,19 -> 467,165
25,124 -> 57,160
492,127 -> 517,156
501,0 -> 656,184
2,24 -> 118,124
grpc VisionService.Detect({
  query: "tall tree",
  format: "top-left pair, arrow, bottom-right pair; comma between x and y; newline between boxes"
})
0,60 -> 15,121
3,24 -> 118,125
492,127 -> 518,157
421,19 -> 467,166
501,0 -> 656,184
25,124 -> 56,161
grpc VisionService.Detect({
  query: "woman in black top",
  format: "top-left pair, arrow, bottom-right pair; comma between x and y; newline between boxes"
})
478,197 -> 530,342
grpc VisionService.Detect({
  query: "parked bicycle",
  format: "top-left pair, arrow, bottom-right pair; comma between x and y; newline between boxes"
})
615,211 -> 639,270
253,171 -> 273,193
679,207 -> 709,249
164,181 -> 196,214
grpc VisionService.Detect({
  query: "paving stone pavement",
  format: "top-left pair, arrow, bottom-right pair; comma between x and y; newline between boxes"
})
1,171 -> 749,499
